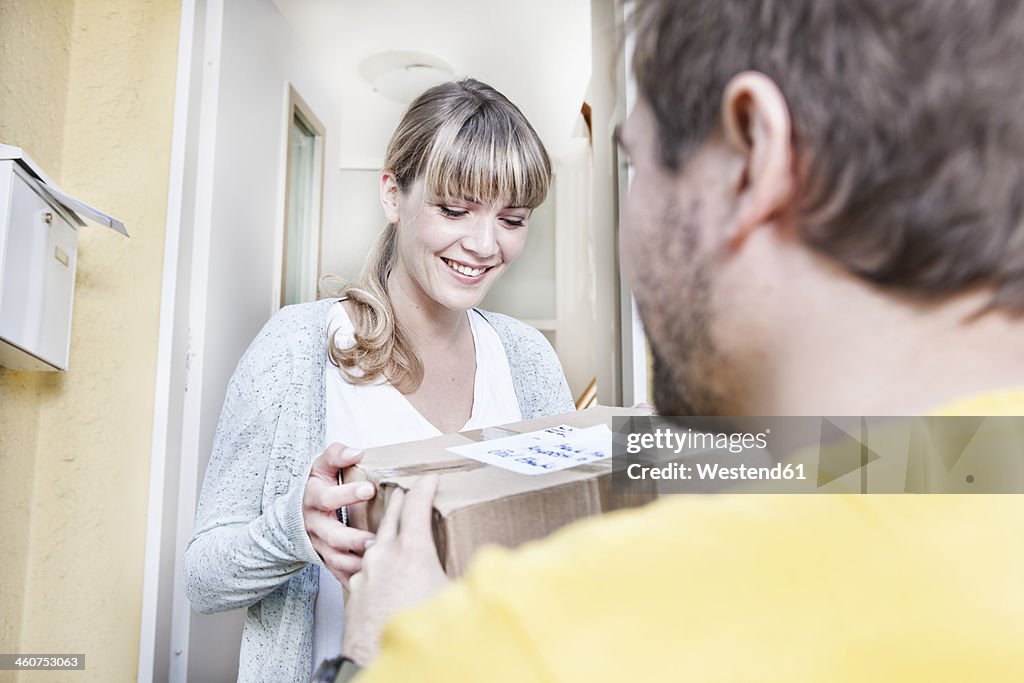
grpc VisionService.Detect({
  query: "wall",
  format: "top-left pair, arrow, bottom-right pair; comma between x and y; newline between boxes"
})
323,169 -> 383,283
0,0 -> 181,681
0,0 -> 74,173
0,0 -> 76,670
196,0 -> 341,458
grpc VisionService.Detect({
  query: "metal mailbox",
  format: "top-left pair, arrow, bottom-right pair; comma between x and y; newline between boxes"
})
0,144 -> 127,371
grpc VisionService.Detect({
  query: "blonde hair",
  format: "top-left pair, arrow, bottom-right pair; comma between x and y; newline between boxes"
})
322,79 -> 552,391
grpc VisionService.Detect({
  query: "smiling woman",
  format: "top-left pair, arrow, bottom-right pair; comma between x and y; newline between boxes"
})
183,78 -> 574,682
328,78 -> 552,392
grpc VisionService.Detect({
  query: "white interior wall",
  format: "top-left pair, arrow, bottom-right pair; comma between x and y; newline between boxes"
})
321,168 -> 381,284
550,140 -> 598,401
171,0 -> 343,680
481,196 -> 558,322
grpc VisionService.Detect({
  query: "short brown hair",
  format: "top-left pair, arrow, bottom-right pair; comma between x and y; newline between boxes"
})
633,0 -> 1024,309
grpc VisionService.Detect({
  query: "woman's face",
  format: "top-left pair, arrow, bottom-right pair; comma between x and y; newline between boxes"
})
382,173 -> 532,312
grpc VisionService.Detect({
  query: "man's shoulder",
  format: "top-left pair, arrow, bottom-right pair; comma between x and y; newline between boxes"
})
464,495 -> 869,585
374,495 -> 1024,681
930,387 -> 1024,415
474,494 -> 1022,618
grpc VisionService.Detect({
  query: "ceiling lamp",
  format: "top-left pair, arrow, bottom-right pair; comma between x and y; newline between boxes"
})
359,51 -> 457,104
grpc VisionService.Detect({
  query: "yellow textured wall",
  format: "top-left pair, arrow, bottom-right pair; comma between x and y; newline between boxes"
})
0,1 -> 180,681
0,0 -> 76,670
0,0 -> 75,173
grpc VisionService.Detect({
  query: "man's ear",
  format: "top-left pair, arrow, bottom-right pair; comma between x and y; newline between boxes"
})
380,172 -> 401,224
720,71 -> 795,248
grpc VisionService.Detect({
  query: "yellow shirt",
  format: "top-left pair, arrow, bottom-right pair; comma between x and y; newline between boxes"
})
356,393 -> 1024,682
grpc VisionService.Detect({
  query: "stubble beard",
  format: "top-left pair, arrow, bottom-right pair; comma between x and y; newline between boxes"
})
641,201 -> 728,417
648,265 -> 726,416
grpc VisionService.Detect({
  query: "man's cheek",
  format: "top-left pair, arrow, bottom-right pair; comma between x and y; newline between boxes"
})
618,214 -> 641,286
621,204 -> 660,282
620,230 -> 655,295
625,258 -> 672,354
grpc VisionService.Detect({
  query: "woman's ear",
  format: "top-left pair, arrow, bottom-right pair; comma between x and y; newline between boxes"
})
380,172 -> 401,224
720,71 -> 795,248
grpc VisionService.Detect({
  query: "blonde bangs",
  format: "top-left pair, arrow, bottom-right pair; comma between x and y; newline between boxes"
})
420,112 -> 551,209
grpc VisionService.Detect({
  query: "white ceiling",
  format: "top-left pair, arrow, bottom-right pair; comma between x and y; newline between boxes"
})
271,0 -> 593,166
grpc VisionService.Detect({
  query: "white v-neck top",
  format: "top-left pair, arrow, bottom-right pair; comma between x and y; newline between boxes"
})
312,301 -> 522,665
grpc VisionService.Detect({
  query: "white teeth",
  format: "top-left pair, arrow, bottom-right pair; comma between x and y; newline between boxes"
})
444,258 -> 486,277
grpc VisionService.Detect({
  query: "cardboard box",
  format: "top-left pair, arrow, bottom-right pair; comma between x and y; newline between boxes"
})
349,405 -> 653,577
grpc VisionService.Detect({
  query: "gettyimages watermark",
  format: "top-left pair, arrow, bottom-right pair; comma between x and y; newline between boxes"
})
611,416 -> 1024,494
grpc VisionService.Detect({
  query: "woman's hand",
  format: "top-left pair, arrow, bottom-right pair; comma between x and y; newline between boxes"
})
342,475 -> 451,666
302,443 -> 377,589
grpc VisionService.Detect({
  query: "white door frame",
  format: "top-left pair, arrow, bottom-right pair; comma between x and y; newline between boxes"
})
616,0 -> 649,408
137,0 -> 224,680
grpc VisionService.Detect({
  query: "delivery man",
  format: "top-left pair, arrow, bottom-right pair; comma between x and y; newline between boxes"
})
325,0 -> 1024,679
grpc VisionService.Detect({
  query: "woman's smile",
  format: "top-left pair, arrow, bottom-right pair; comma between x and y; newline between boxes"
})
440,256 -> 493,282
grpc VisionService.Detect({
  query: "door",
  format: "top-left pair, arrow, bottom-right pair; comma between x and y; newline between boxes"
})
139,0 -> 341,680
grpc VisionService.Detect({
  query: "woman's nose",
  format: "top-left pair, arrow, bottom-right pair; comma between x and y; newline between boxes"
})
461,217 -> 499,258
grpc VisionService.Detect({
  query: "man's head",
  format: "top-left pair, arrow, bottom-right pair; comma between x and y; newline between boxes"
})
618,0 -> 1024,415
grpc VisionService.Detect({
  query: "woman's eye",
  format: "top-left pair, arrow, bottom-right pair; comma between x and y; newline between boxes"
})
501,217 -> 527,229
439,206 -> 467,218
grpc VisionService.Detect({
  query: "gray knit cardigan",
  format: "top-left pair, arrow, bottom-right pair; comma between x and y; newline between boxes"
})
183,298 -> 574,683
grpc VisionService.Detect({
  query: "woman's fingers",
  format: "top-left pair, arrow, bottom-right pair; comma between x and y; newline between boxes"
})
376,488 -> 405,542
308,512 -> 375,549
324,525 -> 376,554
312,521 -> 372,587
314,480 -> 376,511
310,443 -> 364,481
323,549 -> 362,580
303,446 -> 376,569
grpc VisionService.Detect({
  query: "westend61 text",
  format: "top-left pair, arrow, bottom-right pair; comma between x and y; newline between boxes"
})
626,462 -> 806,482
